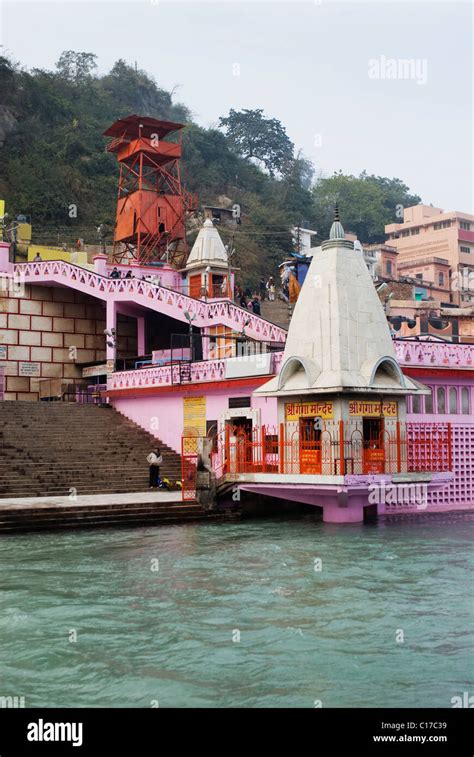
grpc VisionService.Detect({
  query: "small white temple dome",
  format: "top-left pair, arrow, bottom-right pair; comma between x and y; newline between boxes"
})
186,219 -> 228,270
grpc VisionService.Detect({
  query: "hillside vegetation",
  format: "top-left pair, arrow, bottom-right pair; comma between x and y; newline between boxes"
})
0,52 -> 421,287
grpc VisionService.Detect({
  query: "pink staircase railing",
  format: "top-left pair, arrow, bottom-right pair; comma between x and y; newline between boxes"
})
14,261 -> 287,343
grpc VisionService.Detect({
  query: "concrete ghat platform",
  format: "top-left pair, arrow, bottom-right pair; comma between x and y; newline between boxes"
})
0,492 -> 220,534
227,471 -> 455,523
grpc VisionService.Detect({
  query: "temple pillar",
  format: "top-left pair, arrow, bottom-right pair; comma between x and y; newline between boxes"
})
106,300 -> 117,364
322,492 -> 365,523
137,316 -> 146,356
93,254 -> 108,277
0,242 -> 13,274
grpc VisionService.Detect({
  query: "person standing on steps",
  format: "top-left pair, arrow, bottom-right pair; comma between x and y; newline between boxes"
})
267,276 -> 275,301
251,296 -> 261,315
259,277 -> 266,300
147,448 -> 163,488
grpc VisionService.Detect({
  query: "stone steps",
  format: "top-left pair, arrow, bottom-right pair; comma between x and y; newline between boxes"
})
0,401 -> 183,498
0,502 -> 210,533
260,298 -> 292,329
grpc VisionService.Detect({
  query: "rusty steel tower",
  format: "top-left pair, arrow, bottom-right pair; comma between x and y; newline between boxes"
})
104,114 -> 197,267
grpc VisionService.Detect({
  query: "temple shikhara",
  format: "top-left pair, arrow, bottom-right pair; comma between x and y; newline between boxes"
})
0,116 -> 472,525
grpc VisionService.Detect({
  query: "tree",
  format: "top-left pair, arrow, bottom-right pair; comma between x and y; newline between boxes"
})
0,53 -> 423,286
219,108 -> 294,177
56,51 -> 98,84
311,172 -> 421,243
274,151 -> 314,220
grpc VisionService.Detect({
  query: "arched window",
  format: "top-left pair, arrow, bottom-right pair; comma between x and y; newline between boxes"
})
449,387 -> 458,414
437,387 -> 445,414
425,389 -> 433,414
461,387 -> 470,414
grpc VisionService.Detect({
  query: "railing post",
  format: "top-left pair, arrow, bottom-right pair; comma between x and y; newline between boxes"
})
225,423 -> 230,475
261,424 -> 266,472
396,421 -> 401,473
339,419 -> 345,475
447,423 -> 452,471
279,422 -> 285,474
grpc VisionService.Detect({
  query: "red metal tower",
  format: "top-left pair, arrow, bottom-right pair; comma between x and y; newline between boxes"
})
104,114 -> 197,267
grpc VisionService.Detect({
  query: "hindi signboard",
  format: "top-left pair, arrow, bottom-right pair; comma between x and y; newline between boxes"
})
285,401 -> 334,421
19,362 -> 40,377
183,396 -> 206,436
348,400 -> 397,417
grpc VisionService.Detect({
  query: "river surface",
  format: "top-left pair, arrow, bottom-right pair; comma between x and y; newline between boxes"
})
0,512 -> 473,708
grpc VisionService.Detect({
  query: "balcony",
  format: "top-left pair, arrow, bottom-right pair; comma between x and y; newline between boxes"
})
108,350 -> 283,392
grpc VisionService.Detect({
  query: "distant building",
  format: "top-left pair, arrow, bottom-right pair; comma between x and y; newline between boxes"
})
203,206 -> 240,226
363,243 -> 399,281
396,256 -> 451,302
385,204 -> 474,306
292,227 -> 317,253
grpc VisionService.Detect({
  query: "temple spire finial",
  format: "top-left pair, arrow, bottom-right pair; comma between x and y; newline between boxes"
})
329,202 -> 345,240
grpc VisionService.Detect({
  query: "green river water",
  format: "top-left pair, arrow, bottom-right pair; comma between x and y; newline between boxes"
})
0,512 -> 473,708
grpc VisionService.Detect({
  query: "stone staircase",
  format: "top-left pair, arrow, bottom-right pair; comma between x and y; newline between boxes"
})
260,297 -> 292,329
0,500 -> 210,533
16,260 -> 287,344
0,402 -> 183,498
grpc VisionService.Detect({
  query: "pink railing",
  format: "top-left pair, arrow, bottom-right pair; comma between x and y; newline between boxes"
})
14,261 -> 287,343
108,359 -> 228,390
107,352 -> 285,391
394,340 -> 474,369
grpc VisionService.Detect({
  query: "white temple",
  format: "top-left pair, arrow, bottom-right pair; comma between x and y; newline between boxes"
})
186,219 -> 229,271
256,209 -> 425,398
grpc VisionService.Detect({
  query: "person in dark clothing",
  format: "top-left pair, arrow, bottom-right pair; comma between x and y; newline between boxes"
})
259,277 -> 266,300
147,448 -> 162,488
125,270 -> 133,279
110,267 -> 120,279
239,294 -> 248,309
251,296 -> 261,315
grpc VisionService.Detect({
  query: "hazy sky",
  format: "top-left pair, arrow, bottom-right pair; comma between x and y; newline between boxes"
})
1,0 -> 473,212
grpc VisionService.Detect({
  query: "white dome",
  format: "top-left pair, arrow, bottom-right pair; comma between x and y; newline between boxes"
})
186,220 -> 228,270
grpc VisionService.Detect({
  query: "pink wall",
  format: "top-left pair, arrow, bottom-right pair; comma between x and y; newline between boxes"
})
252,394 -> 279,427
114,394 -> 185,451
113,389 -> 278,452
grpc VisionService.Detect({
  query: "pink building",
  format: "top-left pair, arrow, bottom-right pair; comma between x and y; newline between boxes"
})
385,204 -> 474,305
363,243 -> 399,280
396,256 -> 451,301
0,219 -> 472,522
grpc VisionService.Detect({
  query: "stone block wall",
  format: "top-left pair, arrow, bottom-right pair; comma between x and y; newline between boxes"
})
0,285 -> 137,400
